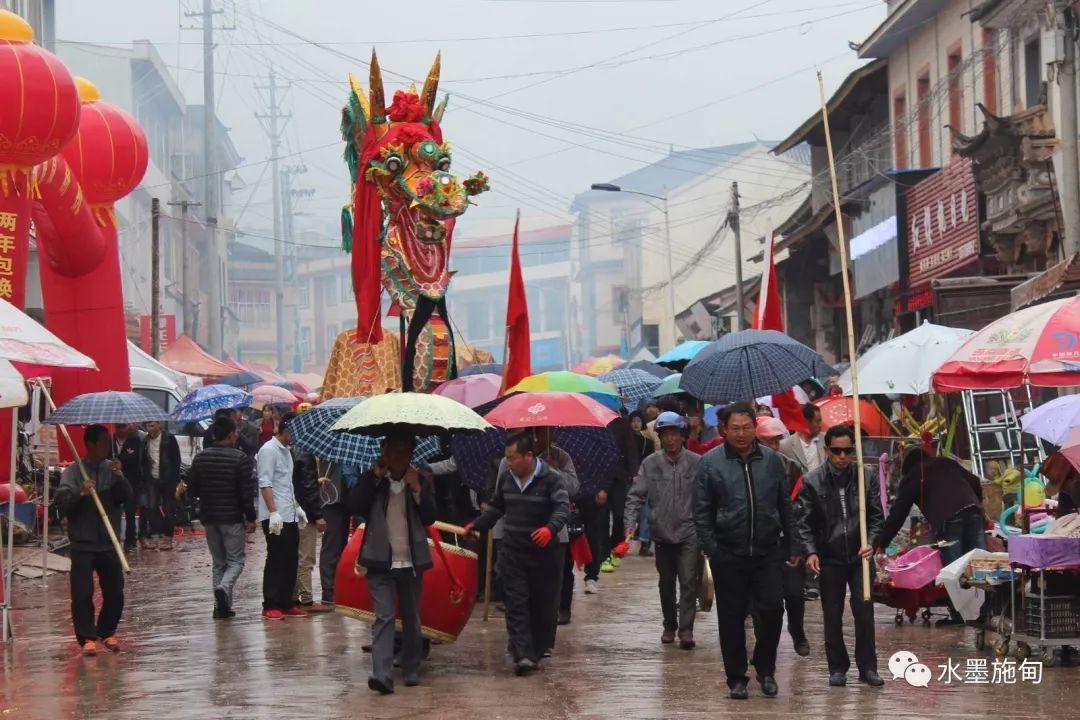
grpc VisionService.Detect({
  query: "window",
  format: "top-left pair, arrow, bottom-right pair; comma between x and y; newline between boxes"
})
983,28 -> 999,114
326,324 -> 337,346
340,273 -> 352,303
1024,36 -> 1042,108
947,45 -> 962,150
643,324 -> 660,357
298,326 -> 312,362
544,285 -> 567,333
316,276 -> 338,307
916,71 -> 931,167
229,286 -> 272,328
893,88 -> 907,169
298,279 -> 310,309
464,301 -> 491,340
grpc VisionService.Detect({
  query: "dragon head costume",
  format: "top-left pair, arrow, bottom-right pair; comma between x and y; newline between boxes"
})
339,50 -> 489,393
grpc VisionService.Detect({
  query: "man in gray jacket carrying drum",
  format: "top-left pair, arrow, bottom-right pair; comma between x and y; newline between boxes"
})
624,411 -> 701,650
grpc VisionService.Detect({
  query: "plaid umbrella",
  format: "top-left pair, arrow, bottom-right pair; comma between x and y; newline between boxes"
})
624,360 -> 669,378
172,384 -> 252,423
597,368 -> 662,406
44,391 -> 170,425
652,373 -> 685,398
681,330 -> 836,403
289,397 -> 440,467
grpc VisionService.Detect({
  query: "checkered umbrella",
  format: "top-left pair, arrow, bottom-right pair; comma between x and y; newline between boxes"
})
171,384 -> 252,422
598,368 -> 662,406
681,330 -> 836,404
289,396 -> 440,467
44,391 -> 170,425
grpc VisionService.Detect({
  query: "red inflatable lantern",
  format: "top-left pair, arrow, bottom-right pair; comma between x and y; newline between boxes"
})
0,9 -> 80,308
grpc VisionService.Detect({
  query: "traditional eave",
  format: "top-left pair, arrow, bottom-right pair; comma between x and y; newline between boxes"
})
856,0 -> 950,59
1011,252 -> 1080,309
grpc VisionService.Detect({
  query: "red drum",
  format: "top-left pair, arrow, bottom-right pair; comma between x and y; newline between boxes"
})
335,526 -> 479,643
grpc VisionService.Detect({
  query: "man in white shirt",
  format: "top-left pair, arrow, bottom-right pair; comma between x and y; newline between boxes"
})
779,403 -> 825,475
256,411 -> 307,620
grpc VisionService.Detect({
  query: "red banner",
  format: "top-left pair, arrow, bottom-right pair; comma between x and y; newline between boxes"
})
0,184 -> 32,308
905,158 -> 980,288
140,314 -> 176,354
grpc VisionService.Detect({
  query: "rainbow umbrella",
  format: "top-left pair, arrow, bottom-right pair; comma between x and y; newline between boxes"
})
572,355 -> 625,377
505,370 -> 621,411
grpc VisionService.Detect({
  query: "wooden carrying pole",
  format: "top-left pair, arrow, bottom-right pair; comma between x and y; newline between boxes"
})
37,382 -> 130,573
817,72 -> 871,600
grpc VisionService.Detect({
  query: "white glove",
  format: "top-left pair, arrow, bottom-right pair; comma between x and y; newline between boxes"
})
268,511 -> 284,535
296,506 -> 308,530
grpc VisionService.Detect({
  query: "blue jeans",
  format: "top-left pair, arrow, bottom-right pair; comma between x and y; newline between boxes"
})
937,506 -> 986,566
638,502 -> 651,543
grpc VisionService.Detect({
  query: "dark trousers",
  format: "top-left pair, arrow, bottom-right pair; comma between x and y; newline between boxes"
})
139,481 -> 178,539
783,562 -> 807,642
605,479 -> 628,558
712,556 -> 784,686
655,541 -> 698,633
368,568 -> 424,684
261,520 -> 299,611
938,506 -> 987,621
580,498 -> 606,581
319,503 -> 351,603
819,561 -> 877,675
69,549 -> 124,644
499,543 -> 563,663
123,488 -> 138,547
559,544 -> 574,613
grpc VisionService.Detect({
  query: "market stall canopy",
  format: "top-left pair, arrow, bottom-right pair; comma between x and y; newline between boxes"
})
0,360 -> 29,409
839,321 -> 975,396
128,341 -> 198,395
932,296 -> 1080,391
286,372 -> 323,391
0,299 -> 96,369
158,334 -> 235,379
246,362 -> 288,384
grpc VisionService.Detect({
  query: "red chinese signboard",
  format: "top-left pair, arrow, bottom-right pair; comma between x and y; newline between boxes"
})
905,157 -> 980,288
139,314 -> 176,354
0,188 -> 32,308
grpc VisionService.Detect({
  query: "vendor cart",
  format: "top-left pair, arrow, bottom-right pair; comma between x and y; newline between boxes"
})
873,581 -> 951,625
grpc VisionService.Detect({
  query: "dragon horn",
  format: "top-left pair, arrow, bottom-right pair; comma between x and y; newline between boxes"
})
348,72 -> 370,125
369,49 -> 386,124
421,51 -> 441,120
432,94 -> 449,125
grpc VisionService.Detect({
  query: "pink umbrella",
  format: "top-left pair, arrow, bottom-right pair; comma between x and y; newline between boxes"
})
251,384 -> 297,409
432,373 -> 501,408
485,391 -> 617,429
933,296 -> 1080,391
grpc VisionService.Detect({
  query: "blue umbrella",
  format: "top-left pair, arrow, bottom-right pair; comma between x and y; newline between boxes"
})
656,340 -> 710,368
172,384 -> 252,423
459,363 -> 502,377
598,368 -> 662,407
681,330 -> 836,404
288,397 -> 439,468
45,391 -> 170,425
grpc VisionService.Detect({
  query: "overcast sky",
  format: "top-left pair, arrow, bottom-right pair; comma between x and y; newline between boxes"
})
56,0 -> 885,244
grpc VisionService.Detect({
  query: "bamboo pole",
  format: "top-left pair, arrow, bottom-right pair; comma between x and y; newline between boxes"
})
38,383 -> 130,573
818,71 -> 871,601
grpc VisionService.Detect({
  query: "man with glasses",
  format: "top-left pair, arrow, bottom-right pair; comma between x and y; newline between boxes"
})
794,425 -> 884,688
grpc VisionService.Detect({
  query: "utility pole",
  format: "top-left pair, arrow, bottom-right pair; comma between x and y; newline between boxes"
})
151,198 -> 161,358
1059,5 -> 1080,258
166,200 -> 201,337
282,163 -> 313,373
256,68 -> 291,371
730,182 -> 745,331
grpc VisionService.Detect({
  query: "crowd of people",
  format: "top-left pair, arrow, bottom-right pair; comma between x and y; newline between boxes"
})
56,391 -> 1006,699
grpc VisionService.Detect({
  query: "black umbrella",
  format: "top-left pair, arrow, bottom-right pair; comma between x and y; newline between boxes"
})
624,360 -> 670,378
218,370 -> 264,387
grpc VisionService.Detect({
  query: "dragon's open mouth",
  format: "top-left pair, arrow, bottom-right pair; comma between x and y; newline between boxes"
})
415,218 -> 447,244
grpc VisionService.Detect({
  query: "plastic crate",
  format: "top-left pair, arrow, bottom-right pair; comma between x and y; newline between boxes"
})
1023,595 -> 1080,639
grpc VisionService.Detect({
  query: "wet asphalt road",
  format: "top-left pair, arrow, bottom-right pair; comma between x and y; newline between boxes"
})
1,535 -> 1077,719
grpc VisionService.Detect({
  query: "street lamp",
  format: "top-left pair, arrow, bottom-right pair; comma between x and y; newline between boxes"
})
590,183 -> 677,349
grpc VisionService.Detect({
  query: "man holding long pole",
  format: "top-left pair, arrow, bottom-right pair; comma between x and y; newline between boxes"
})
53,424 -> 131,655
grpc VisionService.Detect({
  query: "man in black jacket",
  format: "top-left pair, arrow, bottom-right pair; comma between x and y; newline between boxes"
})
186,416 -> 256,619
139,421 -> 182,550
346,433 -> 437,695
111,423 -> 144,550
291,444 -> 328,611
465,432 -> 570,676
54,424 -> 131,655
795,425 -> 884,688
693,402 -> 797,700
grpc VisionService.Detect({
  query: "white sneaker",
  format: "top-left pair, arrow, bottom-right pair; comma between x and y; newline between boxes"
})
584,579 -> 598,594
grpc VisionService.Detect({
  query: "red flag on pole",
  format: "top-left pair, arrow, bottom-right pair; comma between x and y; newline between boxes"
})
500,212 -> 531,393
753,231 -> 809,435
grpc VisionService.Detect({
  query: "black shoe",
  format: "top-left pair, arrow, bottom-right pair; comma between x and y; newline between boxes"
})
214,587 -> 232,616
368,677 -> 394,695
558,609 -> 571,625
404,674 -> 421,687
804,588 -> 819,601
858,671 -> 884,687
829,672 -> 847,687
729,680 -> 749,700
639,541 -> 654,557
793,638 -> 810,657
212,607 -> 236,619
760,676 -> 778,697
514,658 -> 538,676
936,615 -> 964,627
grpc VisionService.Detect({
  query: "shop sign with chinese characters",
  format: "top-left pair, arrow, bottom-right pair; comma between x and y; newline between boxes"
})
905,158 -> 980,288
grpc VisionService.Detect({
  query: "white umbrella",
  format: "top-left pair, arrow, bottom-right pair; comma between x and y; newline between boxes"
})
0,299 -> 96,369
839,321 -> 975,396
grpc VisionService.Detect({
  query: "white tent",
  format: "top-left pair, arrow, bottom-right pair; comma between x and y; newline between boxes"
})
128,341 -> 199,395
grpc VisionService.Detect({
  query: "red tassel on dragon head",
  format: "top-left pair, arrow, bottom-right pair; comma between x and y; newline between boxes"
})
339,50 -> 489,394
